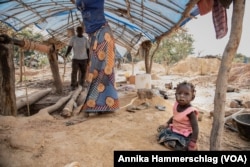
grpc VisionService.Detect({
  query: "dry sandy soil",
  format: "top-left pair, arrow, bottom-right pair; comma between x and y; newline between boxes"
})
0,57 -> 250,167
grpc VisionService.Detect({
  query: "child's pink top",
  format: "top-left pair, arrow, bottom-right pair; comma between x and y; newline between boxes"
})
170,102 -> 198,137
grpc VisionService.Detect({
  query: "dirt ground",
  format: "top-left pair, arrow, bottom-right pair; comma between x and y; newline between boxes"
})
0,58 -> 250,167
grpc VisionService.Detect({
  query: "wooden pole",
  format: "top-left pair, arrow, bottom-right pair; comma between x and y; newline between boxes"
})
61,86 -> 82,117
38,93 -> 72,114
23,64 -> 30,116
210,0 -> 245,150
0,35 -> 63,94
19,48 -> 24,82
16,89 -> 51,110
0,43 -> 17,116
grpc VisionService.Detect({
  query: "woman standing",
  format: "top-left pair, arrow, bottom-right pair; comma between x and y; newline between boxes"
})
76,0 -> 119,117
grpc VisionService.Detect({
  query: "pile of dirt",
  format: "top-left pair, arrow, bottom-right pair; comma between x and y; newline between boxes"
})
133,57 -> 250,88
168,56 -> 221,75
228,63 -> 250,88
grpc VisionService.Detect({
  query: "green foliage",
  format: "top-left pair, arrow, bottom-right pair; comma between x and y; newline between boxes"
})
154,29 -> 194,65
12,26 -> 49,68
37,54 -> 49,67
233,53 -> 248,63
59,46 -> 70,59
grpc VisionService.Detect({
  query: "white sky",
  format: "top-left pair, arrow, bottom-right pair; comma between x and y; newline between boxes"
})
184,2 -> 250,57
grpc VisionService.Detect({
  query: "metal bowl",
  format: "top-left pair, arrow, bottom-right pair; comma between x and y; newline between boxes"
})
232,113 -> 250,141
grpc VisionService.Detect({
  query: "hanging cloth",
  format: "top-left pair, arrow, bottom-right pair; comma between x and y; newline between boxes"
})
212,0 -> 228,39
218,0 -> 233,9
197,0 -> 214,16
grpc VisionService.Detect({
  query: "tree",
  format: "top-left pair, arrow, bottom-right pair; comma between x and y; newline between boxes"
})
0,42 -> 17,116
233,53 -> 246,63
138,28 -> 194,74
15,27 -> 45,64
210,0 -> 245,150
154,29 -> 194,65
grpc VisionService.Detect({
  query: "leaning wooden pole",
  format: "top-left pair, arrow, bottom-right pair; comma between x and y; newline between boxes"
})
210,0 -> 245,150
48,46 -> 63,93
16,89 -> 51,110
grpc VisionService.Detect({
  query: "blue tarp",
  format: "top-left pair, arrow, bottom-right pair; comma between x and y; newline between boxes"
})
0,0 -> 199,52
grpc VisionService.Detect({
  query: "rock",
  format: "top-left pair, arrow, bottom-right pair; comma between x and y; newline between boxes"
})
64,161 -> 80,167
243,101 -> 250,108
227,86 -> 239,93
229,99 -> 243,108
165,82 -> 173,89
198,111 -> 204,121
137,89 -> 153,99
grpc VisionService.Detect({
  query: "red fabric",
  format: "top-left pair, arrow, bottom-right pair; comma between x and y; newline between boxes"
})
212,0 -> 228,39
197,0 -> 214,16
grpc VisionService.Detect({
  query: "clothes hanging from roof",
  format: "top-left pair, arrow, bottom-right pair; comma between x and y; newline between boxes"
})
197,0 -> 232,15
218,0 -> 233,9
197,0 -> 214,16
212,0 -> 228,39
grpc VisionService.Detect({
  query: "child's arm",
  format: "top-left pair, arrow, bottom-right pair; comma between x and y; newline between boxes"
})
188,112 -> 199,141
187,111 -> 199,150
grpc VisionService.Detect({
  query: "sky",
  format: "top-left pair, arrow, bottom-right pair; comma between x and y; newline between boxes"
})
184,2 -> 250,57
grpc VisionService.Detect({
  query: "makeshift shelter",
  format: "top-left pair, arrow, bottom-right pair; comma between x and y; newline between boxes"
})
0,0 -> 246,152
0,0 -> 200,53
0,0 -> 201,115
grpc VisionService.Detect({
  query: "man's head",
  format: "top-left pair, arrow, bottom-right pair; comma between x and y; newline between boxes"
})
76,26 -> 83,36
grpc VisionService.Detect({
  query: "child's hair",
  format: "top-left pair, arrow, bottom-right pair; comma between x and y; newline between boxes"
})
176,81 -> 196,100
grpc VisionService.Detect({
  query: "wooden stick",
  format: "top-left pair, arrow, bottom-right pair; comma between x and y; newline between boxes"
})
224,108 -> 245,122
72,104 -> 83,116
38,93 -> 72,114
76,91 -> 86,106
16,89 -> 51,110
61,86 -> 82,117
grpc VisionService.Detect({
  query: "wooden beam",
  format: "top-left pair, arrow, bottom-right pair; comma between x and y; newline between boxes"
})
210,0 -> 245,150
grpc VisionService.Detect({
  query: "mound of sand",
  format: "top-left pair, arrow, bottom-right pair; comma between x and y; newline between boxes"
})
168,56 -> 221,75
228,63 -> 250,88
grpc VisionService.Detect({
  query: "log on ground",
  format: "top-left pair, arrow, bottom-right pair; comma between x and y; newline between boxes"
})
61,86 -> 82,117
38,93 -> 72,114
16,89 -> 51,110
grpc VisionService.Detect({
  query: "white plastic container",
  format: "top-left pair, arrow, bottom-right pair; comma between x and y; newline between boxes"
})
135,74 -> 151,89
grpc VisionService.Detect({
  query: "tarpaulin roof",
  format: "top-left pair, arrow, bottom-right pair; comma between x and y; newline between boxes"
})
0,0 -> 200,52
